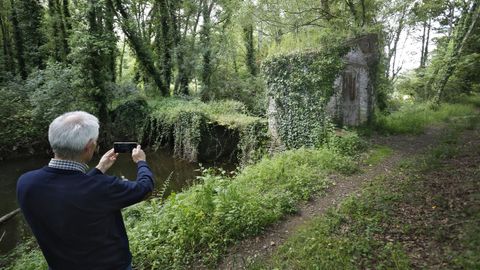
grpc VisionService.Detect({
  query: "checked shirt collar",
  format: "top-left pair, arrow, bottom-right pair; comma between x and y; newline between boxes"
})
48,159 -> 89,174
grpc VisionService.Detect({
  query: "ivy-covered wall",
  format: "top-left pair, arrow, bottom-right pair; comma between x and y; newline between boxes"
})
263,34 -> 379,150
263,47 -> 347,149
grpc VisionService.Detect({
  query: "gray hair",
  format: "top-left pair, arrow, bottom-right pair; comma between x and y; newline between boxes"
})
48,111 -> 99,159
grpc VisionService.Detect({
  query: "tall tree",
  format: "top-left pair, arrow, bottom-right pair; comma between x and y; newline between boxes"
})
47,0 -> 63,61
243,23 -> 257,76
154,0 -> 174,94
10,0 -> 27,79
432,0 -> 479,104
69,0 -> 118,144
110,0 -> 168,96
383,0 -> 411,81
200,0 -> 214,99
0,0 -> 15,78
16,0 -> 46,72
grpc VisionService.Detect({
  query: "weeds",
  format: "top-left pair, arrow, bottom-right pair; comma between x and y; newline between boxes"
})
375,101 -> 477,135
123,147 -> 357,269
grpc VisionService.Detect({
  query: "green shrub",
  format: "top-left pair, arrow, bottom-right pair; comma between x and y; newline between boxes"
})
1,241 -> 47,270
111,97 -> 150,141
28,63 -> 94,126
0,80 -> 38,154
326,130 -> 367,156
203,71 -> 267,116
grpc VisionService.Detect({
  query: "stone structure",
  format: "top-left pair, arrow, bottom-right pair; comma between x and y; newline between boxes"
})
326,34 -> 379,126
266,34 -> 379,150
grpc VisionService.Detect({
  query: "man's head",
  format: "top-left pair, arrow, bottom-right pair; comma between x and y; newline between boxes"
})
48,111 -> 99,161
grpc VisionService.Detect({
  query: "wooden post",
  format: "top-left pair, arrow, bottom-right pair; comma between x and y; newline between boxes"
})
0,208 -> 20,224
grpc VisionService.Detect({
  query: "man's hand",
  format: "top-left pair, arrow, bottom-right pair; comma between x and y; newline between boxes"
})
96,149 -> 119,173
132,145 -> 146,163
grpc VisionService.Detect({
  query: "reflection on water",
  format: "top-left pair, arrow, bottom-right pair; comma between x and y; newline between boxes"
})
0,149 -> 213,255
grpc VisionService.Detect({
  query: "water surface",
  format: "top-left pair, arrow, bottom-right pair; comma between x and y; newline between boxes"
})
0,149 -> 212,255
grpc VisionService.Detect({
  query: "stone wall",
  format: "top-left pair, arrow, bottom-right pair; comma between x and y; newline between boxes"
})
327,34 -> 379,126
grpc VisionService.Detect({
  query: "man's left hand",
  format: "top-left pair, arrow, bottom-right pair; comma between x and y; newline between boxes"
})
96,149 -> 119,173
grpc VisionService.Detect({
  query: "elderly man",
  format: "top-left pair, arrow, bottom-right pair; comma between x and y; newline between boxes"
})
17,111 -> 154,270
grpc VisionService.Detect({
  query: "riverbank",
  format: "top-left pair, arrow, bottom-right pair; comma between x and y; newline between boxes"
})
0,97 -> 267,166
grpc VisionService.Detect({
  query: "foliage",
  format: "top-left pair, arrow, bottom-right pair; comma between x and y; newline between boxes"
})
111,97 -> 151,141
0,79 -> 38,155
263,28 -> 350,59
0,63 -> 93,156
262,45 -> 348,149
326,130 -> 368,157
1,240 -> 47,270
375,101 -> 478,135
28,63 -> 94,127
123,146 -> 357,269
204,69 -> 267,116
143,98 -> 266,163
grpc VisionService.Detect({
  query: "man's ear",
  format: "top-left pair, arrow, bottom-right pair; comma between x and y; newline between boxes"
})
84,139 -> 95,152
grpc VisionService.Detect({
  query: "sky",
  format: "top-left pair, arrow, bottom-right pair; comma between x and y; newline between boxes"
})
394,21 -> 445,75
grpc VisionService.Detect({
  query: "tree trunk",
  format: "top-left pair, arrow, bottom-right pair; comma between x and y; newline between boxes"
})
387,3 -> 407,80
420,20 -> 426,68
360,0 -> 366,26
432,1 -> 479,104
155,0 -> 173,94
55,0 -> 69,59
423,19 -> 430,67
105,0 -> 116,82
110,0 -> 168,96
10,0 -> 27,79
200,0 -> 214,100
0,11 -> 15,75
118,38 -> 126,80
243,23 -> 257,76
87,0 -> 107,118
48,0 -> 62,61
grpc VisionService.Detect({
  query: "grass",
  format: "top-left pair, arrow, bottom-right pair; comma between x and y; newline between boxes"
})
148,97 -> 263,129
124,147 -> 358,269
375,98 -> 478,135
252,119 -> 480,269
251,172 -> 411,270
363,145 -> 394,166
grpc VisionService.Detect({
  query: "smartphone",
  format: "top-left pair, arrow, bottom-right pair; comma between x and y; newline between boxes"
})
113,142 -> 138,153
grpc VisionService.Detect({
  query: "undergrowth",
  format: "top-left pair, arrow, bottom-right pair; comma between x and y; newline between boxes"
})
375,97 -> 478,135
252,114 -> 480,269
124,146 -> 358,269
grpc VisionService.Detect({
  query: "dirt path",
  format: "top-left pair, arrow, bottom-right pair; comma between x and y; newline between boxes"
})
217,127 -> 446,269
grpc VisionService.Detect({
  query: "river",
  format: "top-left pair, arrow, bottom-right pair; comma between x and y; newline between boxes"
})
0,149 -> 228,255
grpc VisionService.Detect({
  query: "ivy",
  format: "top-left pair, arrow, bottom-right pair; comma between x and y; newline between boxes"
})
262,47 -> 348,149
237,120 -> 269,166
142,98 -> 267,163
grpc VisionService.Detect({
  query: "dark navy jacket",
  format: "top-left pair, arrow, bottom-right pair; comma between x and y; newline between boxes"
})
17,161 -> 154,270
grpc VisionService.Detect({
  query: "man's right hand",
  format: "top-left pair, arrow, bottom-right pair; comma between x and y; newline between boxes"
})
132,145 -> 146,163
